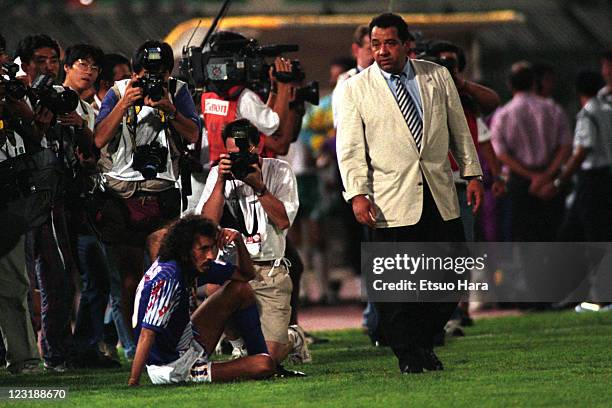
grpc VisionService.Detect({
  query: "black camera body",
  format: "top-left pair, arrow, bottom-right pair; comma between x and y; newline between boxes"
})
132,141 -> 168,180
133,72 -> 164,102
134,47 -> 166,102
227,122 -> 259,180
229,150 -> 258,180
1,63 -> 28,100
29,74 -> 79,115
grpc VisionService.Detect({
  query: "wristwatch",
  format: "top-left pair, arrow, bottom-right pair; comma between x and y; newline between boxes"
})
254,185 -> 267,197
466,175 -> 483,182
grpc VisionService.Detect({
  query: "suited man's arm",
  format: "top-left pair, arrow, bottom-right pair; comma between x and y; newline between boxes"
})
442,68 -> 482,178
336,82 -> 370,200
336,81 -> 376,227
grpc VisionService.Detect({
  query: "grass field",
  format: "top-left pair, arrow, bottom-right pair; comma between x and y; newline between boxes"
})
1,310 -> 611,407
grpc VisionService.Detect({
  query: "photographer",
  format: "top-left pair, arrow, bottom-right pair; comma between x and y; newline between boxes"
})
196,119 -> 309,371
201,31 -> 302,162
94,40 -> 199,332
15,34 -> 63,148
58,43 -> 123,368
0,32 -> 42,375
14,33 -> 89,372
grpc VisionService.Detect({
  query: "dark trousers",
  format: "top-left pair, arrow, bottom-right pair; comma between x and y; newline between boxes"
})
72,234 -> 111,353
371,182 -> 464,369
25,203 -> 77,366
558,168 -> 612,242
508,173 -> 565,242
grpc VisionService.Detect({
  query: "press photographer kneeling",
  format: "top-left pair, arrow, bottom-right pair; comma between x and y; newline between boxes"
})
196,119 -> 310,373
94,40 -> 199,331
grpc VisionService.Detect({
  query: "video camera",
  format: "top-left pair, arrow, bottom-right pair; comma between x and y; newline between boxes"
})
29,74 -> 79,115
1,63 -> 28,100
133,47 -> 165,102
181,37 -> 301,89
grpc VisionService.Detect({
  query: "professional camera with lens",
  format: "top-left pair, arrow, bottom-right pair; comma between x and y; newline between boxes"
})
227,123 -> 259,180
181,36 -> 299,89
1,63 -> 28,100
182,35 -> 320,107
132,141 -> 168,180
133,47 -> 165,102
29,74 -> 79,115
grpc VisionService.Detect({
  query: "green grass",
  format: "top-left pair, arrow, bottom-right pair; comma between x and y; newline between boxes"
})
1,311 -> 611,407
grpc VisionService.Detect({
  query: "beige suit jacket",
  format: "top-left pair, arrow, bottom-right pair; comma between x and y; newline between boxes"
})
336,60 -> 482,228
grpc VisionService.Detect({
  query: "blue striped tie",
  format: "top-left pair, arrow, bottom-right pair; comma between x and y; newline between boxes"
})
391,73 -> 423,150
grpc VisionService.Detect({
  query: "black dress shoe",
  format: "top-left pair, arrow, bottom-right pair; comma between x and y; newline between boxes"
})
275,364 -> 307,378
401,364 -> 424,374
400,348 -> 424,374
423,348 -> 444,371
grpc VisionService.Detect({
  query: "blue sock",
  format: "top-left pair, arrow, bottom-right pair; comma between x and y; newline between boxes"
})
233,304 -> 268,355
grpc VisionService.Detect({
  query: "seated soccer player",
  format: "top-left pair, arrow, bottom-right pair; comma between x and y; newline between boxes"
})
128,216 -> 274,386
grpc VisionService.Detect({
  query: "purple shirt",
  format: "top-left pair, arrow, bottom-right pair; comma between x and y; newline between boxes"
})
490,93 -> 571,169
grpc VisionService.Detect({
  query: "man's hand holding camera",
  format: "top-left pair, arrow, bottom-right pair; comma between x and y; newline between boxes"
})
117,78 -> 143,113
57,110 -> 85,128
217,152 -> 265,193
144,88 -> 177,117
241,162 -> 265,193
217,153 -> 233,181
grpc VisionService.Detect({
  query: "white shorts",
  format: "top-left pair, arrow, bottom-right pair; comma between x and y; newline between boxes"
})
146,340 -> 209,385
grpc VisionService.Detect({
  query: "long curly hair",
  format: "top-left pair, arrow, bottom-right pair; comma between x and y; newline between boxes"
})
157,215 -> 219,286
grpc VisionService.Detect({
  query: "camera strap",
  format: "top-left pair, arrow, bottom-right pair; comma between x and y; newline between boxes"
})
165,78 -> 193,211
224,180 -> 258,238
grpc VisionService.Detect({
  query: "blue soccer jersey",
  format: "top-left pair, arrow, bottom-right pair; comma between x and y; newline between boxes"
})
133,259 -> 234,365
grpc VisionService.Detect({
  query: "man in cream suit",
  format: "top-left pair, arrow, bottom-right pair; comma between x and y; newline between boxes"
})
336,13 -> 483,374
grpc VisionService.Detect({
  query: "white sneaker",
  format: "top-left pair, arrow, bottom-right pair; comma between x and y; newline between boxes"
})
575,302 -> 602,313
444,319 -> 465,337
43,362 -> 68,373
231,345 -> 248,360
288,324 -> 312,364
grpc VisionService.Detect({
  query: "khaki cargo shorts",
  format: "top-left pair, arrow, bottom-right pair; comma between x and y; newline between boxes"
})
249,262 -> 292,344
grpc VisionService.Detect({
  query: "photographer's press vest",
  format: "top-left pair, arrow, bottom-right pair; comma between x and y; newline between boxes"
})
100,78 -> 185,198
201,86 -> 268,164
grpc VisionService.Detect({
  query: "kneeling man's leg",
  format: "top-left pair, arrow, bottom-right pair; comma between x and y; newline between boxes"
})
250,266 -> 293,364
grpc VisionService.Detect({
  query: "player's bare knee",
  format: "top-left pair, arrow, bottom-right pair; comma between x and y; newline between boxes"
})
226,280 -> 255,303
255,354 -> 275,378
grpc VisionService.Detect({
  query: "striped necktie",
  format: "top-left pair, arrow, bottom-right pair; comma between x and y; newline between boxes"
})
391,73 -> 423,150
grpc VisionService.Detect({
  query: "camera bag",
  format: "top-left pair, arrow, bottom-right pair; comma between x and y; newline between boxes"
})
0,148 -> 62,231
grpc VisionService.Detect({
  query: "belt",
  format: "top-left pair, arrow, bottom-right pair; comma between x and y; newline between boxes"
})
253,260 -> 276,266
253,258 -> 292,277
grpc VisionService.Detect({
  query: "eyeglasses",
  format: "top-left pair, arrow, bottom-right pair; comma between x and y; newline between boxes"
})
73,59 -> 99,73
